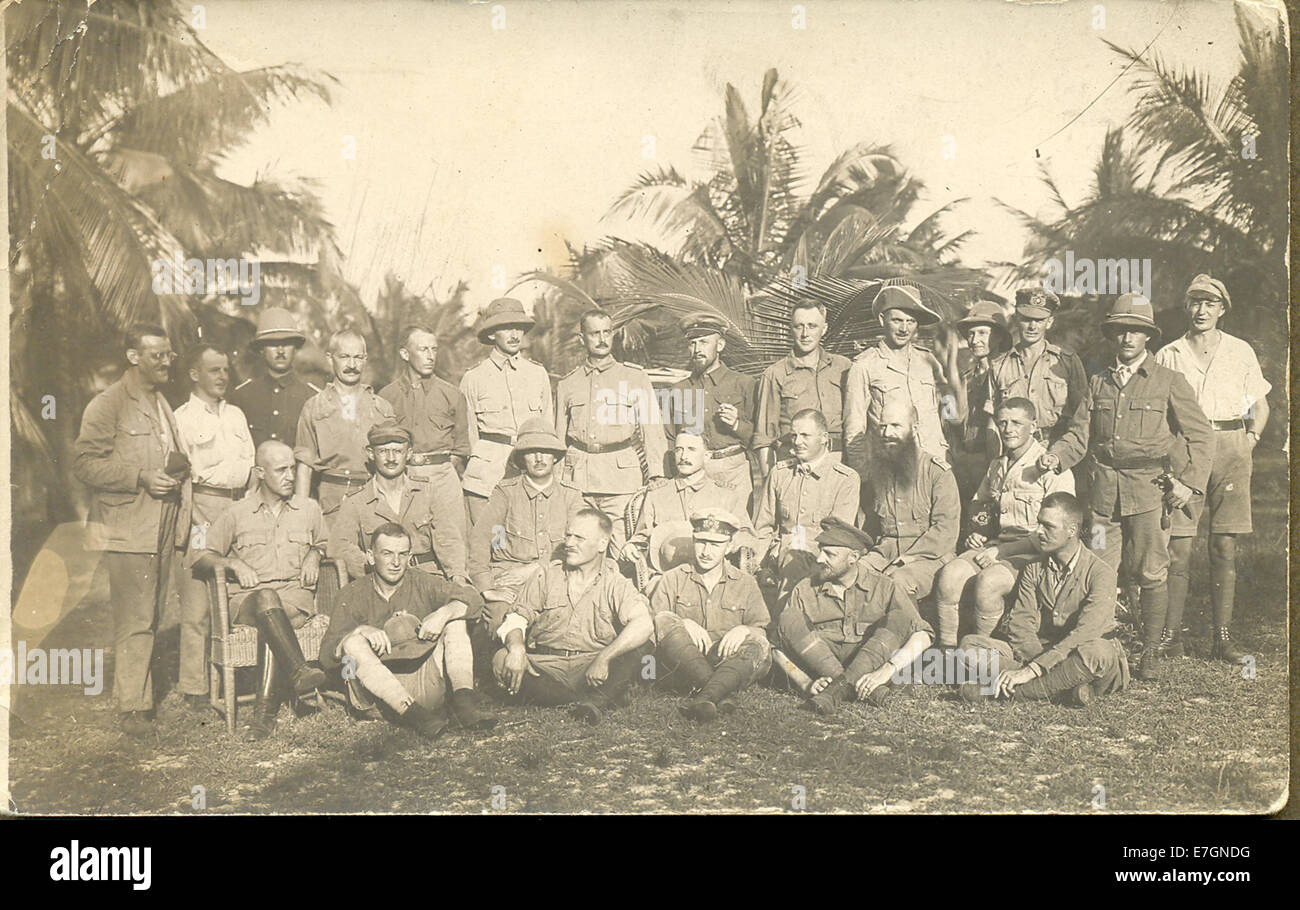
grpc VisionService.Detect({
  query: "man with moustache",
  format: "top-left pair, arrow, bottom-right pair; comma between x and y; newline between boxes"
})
649,509 -> 771,722
230,307 -> 319,449
989,288 -> 1089,453
624,431 -> 756,581
932,398 -> 1074,650
1155,275 -> 1270,663
492,509 -> 654,725
664,312 -> 757,504
753,301 -> 852,480
860,397 -> 961,602
174,344 -> 255,714
778,517 -> 933,715
328,422 -> 467,583
845,284 -> 951,475
319,523 -> 494,740
468,418 -> 587,603
951,300 -> 1010,503
556,309 -> 668,553
74,324 -> 193,736
753,409 -> 860,601
957,493 -> 1129,706
460,298 -> 554,525
195,440 -> 329,740
1044,294 -> 1213,680
379,323 -> 471,569
294,330 -> 397,524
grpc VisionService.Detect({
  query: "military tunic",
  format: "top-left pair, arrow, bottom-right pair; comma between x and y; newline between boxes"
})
753,349 -> 851,455
862,453 -> 961,598
205,494 -> 327,620
327,474 -> 466,582
754,454 -> 860,562
230,370 -> 319,449
988,342 -> 1088,447
664,362 -> 757,500
467,475 -> 588,594
459,349 -> 553,503
844,341 -> 949,474
628,474 -> 755,556
293,381 -> 396,517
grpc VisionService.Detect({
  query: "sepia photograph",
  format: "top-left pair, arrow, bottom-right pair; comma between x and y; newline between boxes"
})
0,0 -> 1290,824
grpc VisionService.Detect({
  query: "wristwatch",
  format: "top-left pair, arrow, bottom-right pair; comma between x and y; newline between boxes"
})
1246,430 -> 1260,445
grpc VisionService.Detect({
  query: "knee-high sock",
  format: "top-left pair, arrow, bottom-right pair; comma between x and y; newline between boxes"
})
342,634 -> 414,713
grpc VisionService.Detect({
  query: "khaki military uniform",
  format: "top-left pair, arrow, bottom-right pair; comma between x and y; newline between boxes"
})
664,362 -> 757,503
467,474 -> 588,600
327,474 -> 466,582
753,349 -> 851,458
230,371 -> 319,449
862,452 -> 961,599
459,350 -> 553,515
293,381 -> 396,519
844,341 -> 949,475
754,453 -> 860,596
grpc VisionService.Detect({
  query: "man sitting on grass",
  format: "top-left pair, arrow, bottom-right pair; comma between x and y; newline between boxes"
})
318,522 -> 495,740
492,509 -> 654,725
649,508 -> 771,722
777,517 -> 933,716
956,492 -> 1129,706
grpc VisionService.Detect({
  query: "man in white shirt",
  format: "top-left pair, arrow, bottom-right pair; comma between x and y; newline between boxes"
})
174,344 -> 255,712
1155,275 -> 1271,663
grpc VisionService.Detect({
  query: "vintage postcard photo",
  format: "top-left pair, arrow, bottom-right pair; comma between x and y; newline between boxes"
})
1,0 -> 1289,818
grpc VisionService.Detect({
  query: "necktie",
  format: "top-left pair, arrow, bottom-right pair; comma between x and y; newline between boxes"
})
1113,364 -> 1132,388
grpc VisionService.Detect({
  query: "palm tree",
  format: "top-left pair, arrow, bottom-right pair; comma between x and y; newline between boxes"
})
7,0 -> 339,529
1000,5 -> 1286,379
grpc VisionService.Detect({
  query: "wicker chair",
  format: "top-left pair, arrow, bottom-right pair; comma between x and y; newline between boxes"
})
206,560 -> 347,735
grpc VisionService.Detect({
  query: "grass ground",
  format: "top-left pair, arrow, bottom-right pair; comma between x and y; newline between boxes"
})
5,453 -> 1289,814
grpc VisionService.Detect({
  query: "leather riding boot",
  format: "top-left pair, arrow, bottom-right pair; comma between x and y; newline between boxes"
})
1136,587 -> 1168,680
657,626 -> 714,693
1014,654 -> 1095,702
255,607 -> 327,696
682,663 -> 745,722
1211,627 -> 1246,663
250,644 -> 283,741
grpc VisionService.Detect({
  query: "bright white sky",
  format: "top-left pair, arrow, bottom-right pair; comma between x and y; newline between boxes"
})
201,0 -> 1253,314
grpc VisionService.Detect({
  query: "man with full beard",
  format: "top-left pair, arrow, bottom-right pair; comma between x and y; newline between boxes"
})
861,397 -> 960,603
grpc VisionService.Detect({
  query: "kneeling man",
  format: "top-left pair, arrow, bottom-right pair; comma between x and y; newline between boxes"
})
933,397 -> 1073,648
319,522 -> 494,739
778,517 -> 933,715
650,508 -> 771,722
493,509 -> 654,725
957,492 -> 1129,706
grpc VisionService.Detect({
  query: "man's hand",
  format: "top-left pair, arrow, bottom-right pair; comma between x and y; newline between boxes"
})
501,644 -> 536,695
717,627 -> 749,659
481,588 -> 512,603
363,627 -> 393,657
585,653 -> 611,687
996,666 -> 1037,698
299,550 -> 321,588
964,531 -> 988,551
809,675 -> 833,696
854,665 -> 893,700
139,468 -> 179,499
971,547 -> 998,570
419,604 -> 461,641
682,618 -> 713,653
716,402 -> 739,429
1037,452 -> 1061,473
1164,478 -> 1194,511
227,558 -> 259,589
619,542 -> 643,564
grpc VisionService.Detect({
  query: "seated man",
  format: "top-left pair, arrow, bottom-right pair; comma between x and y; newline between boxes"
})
492,508 -> 654,725
957,492 -> 1129,706
318,522 -> 494,739
778,518 -> 933,716
328,422 -> 467,584
467,417 -> 587,603
624,430 -> 757,586
194,440 -> 329,740
933,397 -> 1074,648
754,408 -> 860,602
650,508 -> 771,722
861,397 -> 960,601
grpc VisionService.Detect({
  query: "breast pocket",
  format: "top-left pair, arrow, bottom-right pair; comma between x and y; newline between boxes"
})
1128,398 -> 1166,437
287,530 -> 313,563
119,419 -> 157,462
232,531 -> 269,557
1040,375 -> 1070,425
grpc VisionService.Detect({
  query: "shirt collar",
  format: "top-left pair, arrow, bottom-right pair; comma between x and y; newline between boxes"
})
686,561 -> 740,583
584,357 -> 617,374
784,349 -> 830,374
1112,351 -> 1150,377
328,379 -> 372,397
675,472 -> 709,492
1005,439 -> 1045,474
489,349 -> 520,370
796,452 -> 829,477
253,491 -> 298,513
1050,542 -> 1083,575
187,393 -> 224,416
523,476 -> 555,498
369,573 -> 409,603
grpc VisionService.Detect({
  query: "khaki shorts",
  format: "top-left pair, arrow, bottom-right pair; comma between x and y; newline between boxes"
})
1172,428 -> 1253,536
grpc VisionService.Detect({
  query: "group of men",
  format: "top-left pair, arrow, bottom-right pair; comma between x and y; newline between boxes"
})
72,271 -> 1270,739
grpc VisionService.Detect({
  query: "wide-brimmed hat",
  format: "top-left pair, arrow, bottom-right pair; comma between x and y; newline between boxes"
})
1014,287 -> 1060,319
476,298 -> 535,344
380,613 -> 437,664
957,300 -> 1009,333
1102,293 -> 1161,342
253,307 -> 306,347
648,519 -> 695,573
512,417 -> 567,458
1185,274 -> 1231,310
871,284 -> 941,325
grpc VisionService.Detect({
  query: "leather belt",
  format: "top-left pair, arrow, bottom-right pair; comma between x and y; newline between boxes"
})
409,552 -> 441,567
408,451 -> 453,466
193,484 -> 243,499
319,472 -> 366,485
566,434 -> 634,455
533,645 -> 594,658
707,444 -> 745,459
1210,419 -> 1245,431
1092,453 -> 1164,471
479,432 -> 514,446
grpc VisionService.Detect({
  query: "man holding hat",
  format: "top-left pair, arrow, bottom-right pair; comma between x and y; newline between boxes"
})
665,311 -> 757,504
460,298 -> 554,525
467,417 -> 587,602
753,300 -> 852,479
951,299 -> 1010,504
1156,275 -> 1270,662
649,508 -> 771,722
556,308 -> 669,554
320,522 -> 493,740
294,330 -> 398,524
328,421 -> 468,584
777,517 -> 933,715
1045,294 -> 1213,680
845,283 -> 952,476
989,288 -> 1088,453
230,307 -> 320,449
